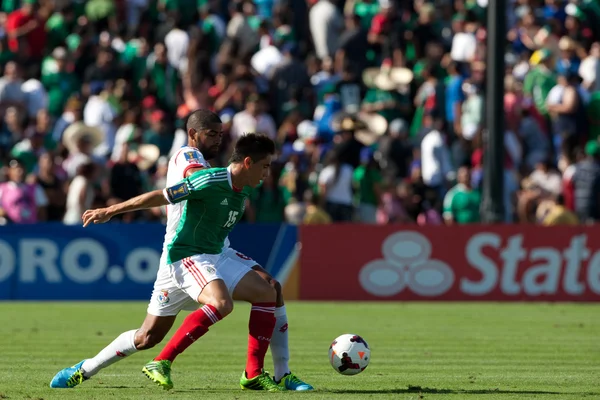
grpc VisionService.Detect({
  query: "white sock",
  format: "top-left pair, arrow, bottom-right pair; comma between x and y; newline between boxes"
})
81,329 -> 138,378
271,306 -> 290,381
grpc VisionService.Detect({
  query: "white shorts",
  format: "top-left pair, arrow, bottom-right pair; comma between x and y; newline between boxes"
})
147,248 -> 259,317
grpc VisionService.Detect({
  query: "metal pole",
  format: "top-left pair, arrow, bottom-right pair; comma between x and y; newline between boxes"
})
482,0 -> 506,223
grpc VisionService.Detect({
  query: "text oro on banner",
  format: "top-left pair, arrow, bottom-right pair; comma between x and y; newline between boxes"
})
299,225 -> 600,301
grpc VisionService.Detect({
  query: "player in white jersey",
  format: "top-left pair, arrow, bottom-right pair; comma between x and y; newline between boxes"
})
50,110 -> 312,391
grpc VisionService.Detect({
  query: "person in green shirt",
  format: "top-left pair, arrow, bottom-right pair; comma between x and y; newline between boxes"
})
53,134 -> 302,393
353,147 -> 382,223
361,85 -> 411,123
442,165 -> 481,224
45,5 -> 75,50
248,171 -> 286,222
353,0 -> 380,30
587,91 -> 600,140
523,50 -> 557,118
41,48 -> 81,117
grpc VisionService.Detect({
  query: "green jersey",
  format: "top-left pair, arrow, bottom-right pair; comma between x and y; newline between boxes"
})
163,167 -> 252,263
442,184 -> 481,224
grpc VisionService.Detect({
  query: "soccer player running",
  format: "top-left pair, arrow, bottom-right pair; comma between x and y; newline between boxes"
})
50,118 -> 311,391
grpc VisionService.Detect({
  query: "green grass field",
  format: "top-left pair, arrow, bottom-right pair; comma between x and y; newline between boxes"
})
0,302 -> 598,400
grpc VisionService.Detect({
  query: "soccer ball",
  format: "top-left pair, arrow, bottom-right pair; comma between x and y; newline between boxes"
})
328,334 -> 370,375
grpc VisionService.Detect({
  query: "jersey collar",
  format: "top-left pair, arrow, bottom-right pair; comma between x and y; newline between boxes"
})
227,165 -> 243,192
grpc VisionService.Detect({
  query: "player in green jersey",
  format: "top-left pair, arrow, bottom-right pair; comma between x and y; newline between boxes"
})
50,112 -> 312,392
81,134 -> 283,391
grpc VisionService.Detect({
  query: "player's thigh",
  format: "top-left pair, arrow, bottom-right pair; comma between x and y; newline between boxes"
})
224,248 -> 260,269
172,254 -> 234,316
170,254 -> 222,303
231,268 -> 277,303
224,247 -> 279,289
147,264 -> 198,318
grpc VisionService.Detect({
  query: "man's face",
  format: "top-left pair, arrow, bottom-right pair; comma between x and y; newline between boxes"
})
192,122 -> 223,159
244,155 -> 271,187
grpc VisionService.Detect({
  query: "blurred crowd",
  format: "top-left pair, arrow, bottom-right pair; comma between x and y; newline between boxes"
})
0,0 -> 599,226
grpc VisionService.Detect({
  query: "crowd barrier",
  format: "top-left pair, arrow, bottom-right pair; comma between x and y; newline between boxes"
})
296,225 -> 600,302
1,223 -> 599,302
0,223 -> 296,300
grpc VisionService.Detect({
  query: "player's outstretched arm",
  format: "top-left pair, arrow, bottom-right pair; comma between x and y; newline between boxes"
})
82,189 -> 169,227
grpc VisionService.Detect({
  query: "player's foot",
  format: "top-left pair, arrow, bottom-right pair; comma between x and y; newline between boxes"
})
277,372 -> 314,391
240,370 -> 285,392
142,360 -> 174,390
49,360 -> 88,388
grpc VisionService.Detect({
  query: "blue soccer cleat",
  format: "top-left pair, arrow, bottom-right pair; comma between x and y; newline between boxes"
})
50,360 -> 88,388
277,372 -> 314,391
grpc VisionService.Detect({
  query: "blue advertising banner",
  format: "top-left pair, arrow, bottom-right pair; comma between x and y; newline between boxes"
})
0,223 -> 297,300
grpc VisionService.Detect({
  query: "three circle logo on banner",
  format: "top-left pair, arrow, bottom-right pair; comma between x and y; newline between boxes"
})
359,231 -> 455,297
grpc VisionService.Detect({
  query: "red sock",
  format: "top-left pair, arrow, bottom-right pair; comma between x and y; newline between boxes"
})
245,302 -> 276,379
154,304 -> 222,362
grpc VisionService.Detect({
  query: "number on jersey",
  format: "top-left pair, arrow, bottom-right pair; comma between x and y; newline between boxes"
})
224,210 -> 239,228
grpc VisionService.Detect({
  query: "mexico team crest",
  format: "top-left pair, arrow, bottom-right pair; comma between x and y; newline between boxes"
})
205,266 -> 216,275
158,290 -> 170,304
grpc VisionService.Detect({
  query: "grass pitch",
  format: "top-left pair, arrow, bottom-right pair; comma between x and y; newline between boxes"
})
0,302 -> 598,400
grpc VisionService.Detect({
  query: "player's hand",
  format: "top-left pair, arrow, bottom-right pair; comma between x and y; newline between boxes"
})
82,208 -> 113,227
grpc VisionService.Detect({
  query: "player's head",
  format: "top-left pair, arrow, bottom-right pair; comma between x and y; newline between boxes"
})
185,109 -> 223,159
230,133 -> 275,188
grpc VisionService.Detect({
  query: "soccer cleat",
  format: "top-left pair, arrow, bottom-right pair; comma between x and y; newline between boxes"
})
240,370 -> 285,392
49,360 -> 88,388
142,360 -> 174,390
277,372 -> 314,391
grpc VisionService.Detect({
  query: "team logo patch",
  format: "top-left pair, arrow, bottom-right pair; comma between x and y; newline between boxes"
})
205,266 -> 216,275
167,182 -> 190,202
157,290 -> 170,304
184,151 -> 202,163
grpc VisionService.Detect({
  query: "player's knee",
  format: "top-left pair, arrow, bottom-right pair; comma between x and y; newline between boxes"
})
135,328 -> 165,350
256,283 -> 277,303
208,297 -> 234,317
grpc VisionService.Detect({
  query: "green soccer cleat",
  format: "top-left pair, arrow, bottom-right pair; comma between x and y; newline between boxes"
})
277,372 -> 314,391
142,360 -> 174,390
240,370 -> 285,392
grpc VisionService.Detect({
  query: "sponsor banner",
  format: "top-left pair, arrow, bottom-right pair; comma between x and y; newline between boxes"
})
0,223 -> 296,300
299,225 -> 600,301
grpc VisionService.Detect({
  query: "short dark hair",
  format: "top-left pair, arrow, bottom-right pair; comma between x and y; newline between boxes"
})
230,133 -> 276,163
186,109 -> 222,131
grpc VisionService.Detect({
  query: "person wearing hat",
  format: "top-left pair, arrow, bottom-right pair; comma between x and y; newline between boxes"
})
572,140 -> 600,223
523,48 -> 557,121
0,157 -> 49,224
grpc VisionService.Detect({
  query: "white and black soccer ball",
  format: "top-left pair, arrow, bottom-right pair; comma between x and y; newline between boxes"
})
328,334 -> 370,375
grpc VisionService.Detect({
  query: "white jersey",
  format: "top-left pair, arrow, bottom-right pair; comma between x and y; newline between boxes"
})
158,146 -> 231,267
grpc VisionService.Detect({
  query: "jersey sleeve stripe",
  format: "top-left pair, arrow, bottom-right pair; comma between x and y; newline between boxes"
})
189,173 -> 228,187
189,177 -> 229,190
189,172 -> 228,185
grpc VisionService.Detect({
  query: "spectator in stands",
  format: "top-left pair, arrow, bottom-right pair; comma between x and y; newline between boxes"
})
0,158 -> 48,224
63,160 -> 96,225
443,165 -> 480,225
537,194 -> 579,226
352,147 -> 382,223
318,149 -> 354,222
572,140 -> 600,224
303,190 -> 331,225
1,0 -> 600,226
